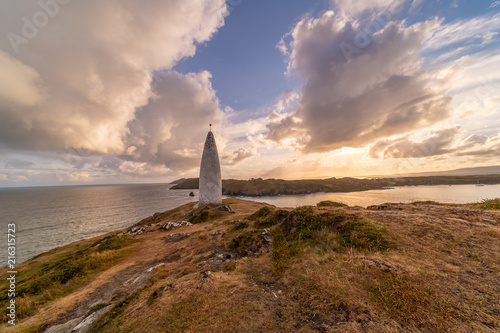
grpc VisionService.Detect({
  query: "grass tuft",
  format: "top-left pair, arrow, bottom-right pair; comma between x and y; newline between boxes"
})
229,221 -> 248,232
226,231 -> 264,256
88,303 -> 110,315
255,210 -> 289,228
479,198 -> 500,210
337,220 -> 394,252
317,200 -> 347,207
248,206 -> 272,220
98,235 -> 130,252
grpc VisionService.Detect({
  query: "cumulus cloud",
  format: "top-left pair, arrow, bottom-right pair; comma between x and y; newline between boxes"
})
125,70 -> 224,171
269,6 -> 454,153
0,0 -> 227,168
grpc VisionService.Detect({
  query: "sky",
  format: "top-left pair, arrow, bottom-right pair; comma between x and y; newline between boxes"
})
0,0 -> 499,187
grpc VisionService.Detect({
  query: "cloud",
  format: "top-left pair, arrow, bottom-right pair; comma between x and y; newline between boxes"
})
369,127 -> 460,158
269,8 -> 454,153
461,134 -> 488,148
409,0 -> 424,13
0,50 -> 44,106
125,70 -> 224,171
222,148 -> 256,166
0,0 -> 227,165
369,129 -> 498,160
491,1 -> 500,9
117,161 -> 171,178
453,135 -> 500,158
329,0 -> 405,20
425,12 -> 500,51
3,158 -> 35,168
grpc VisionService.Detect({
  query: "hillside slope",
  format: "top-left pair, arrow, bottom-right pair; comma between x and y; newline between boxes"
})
1,199 -> 499,332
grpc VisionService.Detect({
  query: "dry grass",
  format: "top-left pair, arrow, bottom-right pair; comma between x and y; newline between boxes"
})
1,199 -> 499,332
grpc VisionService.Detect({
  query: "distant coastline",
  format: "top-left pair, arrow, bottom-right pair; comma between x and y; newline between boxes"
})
171,174 -> 500,197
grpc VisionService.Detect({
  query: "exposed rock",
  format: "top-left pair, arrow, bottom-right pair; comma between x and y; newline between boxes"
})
162,233 -> 191,243
70,305 -> 113,333
361,258 -> 401,273
217,204 -> 234,212
261,229 -> 272,244
367,203 -> 403,210
200,271 -> 211,285
44,318 -> 83,333
163,282 -> 176,291
209,230 -> 223,236
128,226 -> 146,235
161,221 -> 193,231
44,263 -> 166,333
483,218 -> 498,225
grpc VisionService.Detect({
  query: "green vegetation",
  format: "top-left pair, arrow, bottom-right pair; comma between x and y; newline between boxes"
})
0,234 -> 133,321
317,200 -> 347,207
222,261 -> 237,272
98,235 -> 129,252
229,221 -> 248,232
170,174 -> 500,196
268,206 -> 395,272
255,210 -> 289,228
188,210 -> 209,224
226,230 -> 263,256
88,303 -> 110,315
248,206 -> 272,220
477,198 -> 500,210
337,220 -> 393,251
4,199 -> 499,333
100,291 -> 141,322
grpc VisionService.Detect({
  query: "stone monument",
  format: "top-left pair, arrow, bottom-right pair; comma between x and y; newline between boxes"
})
199,125 -> 222,205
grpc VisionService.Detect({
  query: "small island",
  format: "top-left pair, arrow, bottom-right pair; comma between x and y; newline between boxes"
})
170,174 -> 500,196
1,198 -> 498,332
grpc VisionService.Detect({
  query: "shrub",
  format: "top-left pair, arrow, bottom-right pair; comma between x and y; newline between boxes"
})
256,210 -> 289,228
226,231 -> 263,256
230,221 -> 248,232
248,206 -> 272,220
98,235 -> 129,252
337,220 -> 394,251
223,261 -> 237,272
480,198 -> 500,210
317,200 -> 347,207
189,210 -> 210,224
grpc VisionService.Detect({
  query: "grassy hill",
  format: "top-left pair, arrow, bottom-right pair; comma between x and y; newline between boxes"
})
1,199 -> 499,332
170,175 -> 500,196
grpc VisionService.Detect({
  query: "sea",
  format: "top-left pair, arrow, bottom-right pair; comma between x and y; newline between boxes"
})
1,183 -> 499,266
